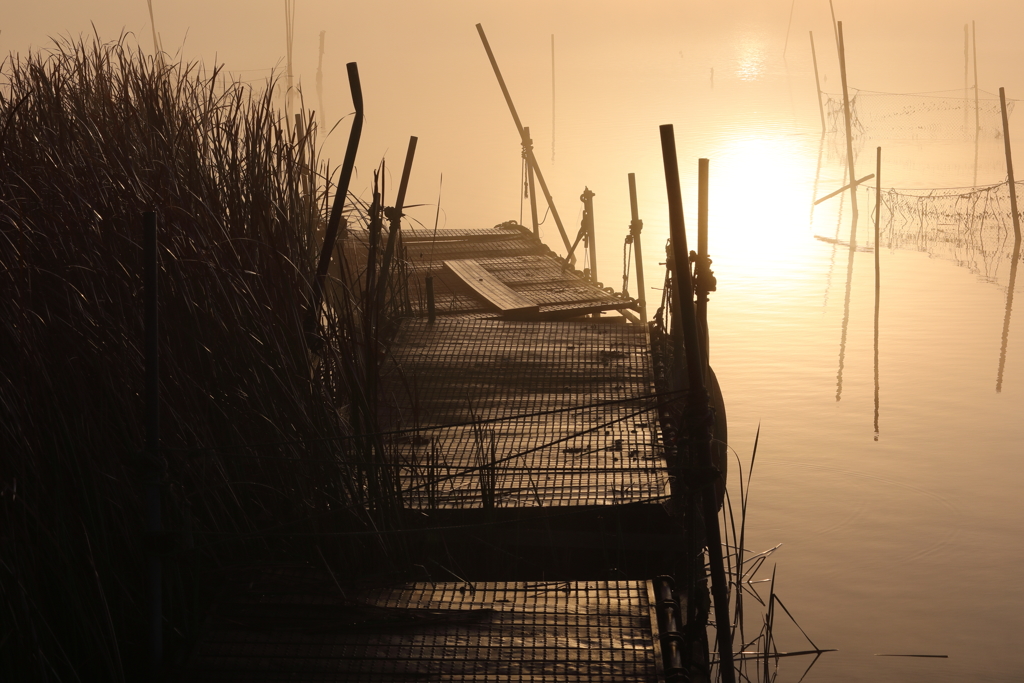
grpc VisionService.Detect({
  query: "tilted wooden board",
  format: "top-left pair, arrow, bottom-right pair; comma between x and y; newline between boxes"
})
443,259 -> 540,316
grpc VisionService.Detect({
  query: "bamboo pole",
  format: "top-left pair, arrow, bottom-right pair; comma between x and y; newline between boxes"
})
142,210 -> 162,677
524,126 -> 540,237
476,24 -> 573,258
660,124 -> 736,683
627,173 -> 648,324
828,0 -> 839,50
551,34 -> 556,163
810,32 -> 826,133
973,21 -> 980,186
837,22 -> 858,219
964,24 -> 969,132
1000,87 -> 1021,242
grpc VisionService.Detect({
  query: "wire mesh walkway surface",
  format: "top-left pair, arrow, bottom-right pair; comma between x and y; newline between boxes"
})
389,221 -> 637,319
187,566 -> 663,682
382,319 -> 669,510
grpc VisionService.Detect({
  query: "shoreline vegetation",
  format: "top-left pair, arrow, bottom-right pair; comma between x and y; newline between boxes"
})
0,35 -> 406,679
0,34 -> 818,682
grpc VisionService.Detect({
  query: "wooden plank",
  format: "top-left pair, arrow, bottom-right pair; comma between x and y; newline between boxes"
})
443,260 -> 540,316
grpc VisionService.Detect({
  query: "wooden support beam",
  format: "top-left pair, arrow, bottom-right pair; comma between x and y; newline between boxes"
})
444,259 -> 540,317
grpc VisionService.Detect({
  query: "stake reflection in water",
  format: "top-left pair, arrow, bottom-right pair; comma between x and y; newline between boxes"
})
874,147 -> 881,441
997,239 -> 1021,392
835,204 -> 858,403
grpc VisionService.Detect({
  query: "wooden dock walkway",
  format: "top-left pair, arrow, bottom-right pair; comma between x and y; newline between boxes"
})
186,223 -> 700,680
186,565 -> 683,682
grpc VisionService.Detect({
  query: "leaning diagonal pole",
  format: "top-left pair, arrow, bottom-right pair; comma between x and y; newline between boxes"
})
660,124 -> 736,683
476,23 -> 573,259
308,62 -> 363,341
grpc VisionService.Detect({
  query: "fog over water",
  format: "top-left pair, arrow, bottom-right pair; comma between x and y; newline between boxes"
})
7,2 -> 1024,681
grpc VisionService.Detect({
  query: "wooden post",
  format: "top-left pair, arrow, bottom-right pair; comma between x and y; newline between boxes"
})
581,187 -> 597,283
524,126 -> 540,237
837,22 -> 858,219
1000,87 -> 1021,242
476,24 -> 574,259
142,210 -> 162,677
660,124 -> 736,683
376,136 -> 417,312
697,158 -> 711,368
810,32 -> 826,134
627,173 -> 648,324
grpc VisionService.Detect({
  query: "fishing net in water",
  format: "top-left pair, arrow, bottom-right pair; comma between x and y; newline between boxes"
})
880,180 -> 1023,284
824,88 -> 1015,140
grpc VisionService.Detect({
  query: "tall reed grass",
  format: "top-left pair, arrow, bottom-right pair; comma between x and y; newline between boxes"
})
0,35 -> 404,679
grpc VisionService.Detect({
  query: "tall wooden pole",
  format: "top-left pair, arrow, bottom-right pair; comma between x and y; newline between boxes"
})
837,22 -> 858,220
627,173 -> 648,324
810,32 -> 826,133
143,210 -> 162,678
477,24 -> 573,258
660,124 -> 735,683
697,158 -> 712,368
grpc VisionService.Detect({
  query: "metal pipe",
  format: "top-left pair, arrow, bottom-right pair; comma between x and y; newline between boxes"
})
476,23 -> 573,259
143,210 -> 162,678
627,173 -> 647,324
660,124 -> 735,683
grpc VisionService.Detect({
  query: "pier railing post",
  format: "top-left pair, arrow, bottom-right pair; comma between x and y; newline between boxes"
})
627,173 -> 647,324
660,125 -> 735,683
524,126 -> 541,238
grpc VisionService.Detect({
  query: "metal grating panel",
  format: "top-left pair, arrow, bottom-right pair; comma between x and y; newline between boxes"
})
188,574 -> 661,682
382,320 -> 669,509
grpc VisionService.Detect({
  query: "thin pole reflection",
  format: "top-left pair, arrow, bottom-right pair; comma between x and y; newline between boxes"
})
836,196 -> 859,402
874,147 -> 881,440
996,237 -> 1020,392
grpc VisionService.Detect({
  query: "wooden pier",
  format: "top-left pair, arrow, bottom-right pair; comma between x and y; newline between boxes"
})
186,223 -> 706,680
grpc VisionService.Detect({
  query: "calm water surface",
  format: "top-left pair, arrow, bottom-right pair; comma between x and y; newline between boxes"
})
9,3 -> 1023,680
491,17 -> 1024,683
